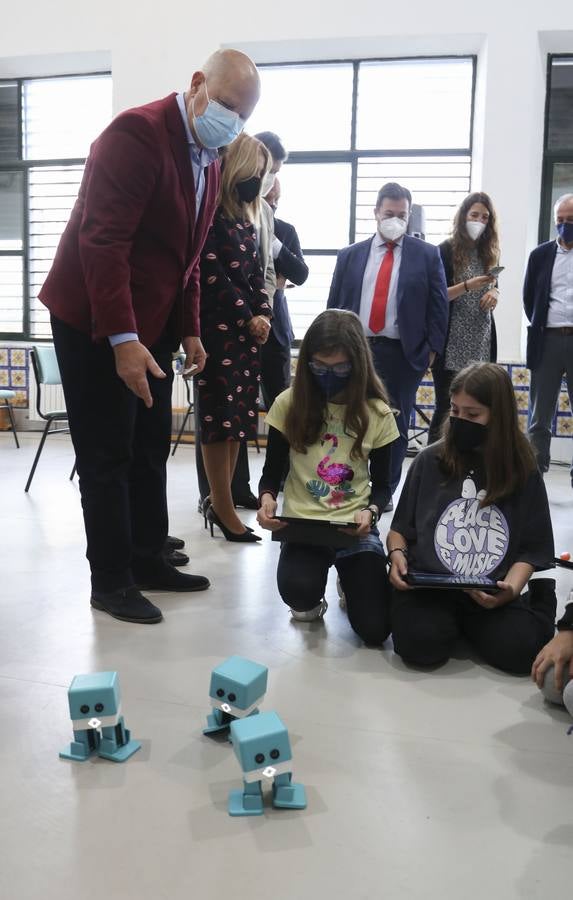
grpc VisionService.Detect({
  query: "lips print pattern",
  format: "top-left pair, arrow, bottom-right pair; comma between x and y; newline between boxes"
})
197,211 -> 271,444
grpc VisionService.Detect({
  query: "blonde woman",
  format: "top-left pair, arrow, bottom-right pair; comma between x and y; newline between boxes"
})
197,133 -> 273,542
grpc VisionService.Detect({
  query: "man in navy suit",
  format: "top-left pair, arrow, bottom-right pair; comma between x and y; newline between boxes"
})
524,193 -> 573,485
327,182 -> 448,501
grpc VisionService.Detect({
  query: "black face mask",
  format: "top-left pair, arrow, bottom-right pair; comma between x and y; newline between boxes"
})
449,416 -> 488,453
236,176 -> 261,203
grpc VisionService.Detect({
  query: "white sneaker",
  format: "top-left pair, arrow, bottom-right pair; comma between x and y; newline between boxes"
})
290,599 -> 328,621
336,577 -> 346,610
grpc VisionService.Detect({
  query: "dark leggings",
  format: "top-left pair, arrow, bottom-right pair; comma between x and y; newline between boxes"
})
427,367 -> 454,445
391,579 -> 556,675
277,543 -> 392,645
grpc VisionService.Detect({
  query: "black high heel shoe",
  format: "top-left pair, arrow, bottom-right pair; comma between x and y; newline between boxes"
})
206,506 -> 261,542
202,496 -> 254,532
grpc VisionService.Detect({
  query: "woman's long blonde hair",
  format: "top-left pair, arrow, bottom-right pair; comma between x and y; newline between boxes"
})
218,133 -> 271,224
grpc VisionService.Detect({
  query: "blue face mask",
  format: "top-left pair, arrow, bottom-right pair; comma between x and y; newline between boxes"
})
312,370 -> 352,398
192,85 -> 244,149
557,221 -> 573,244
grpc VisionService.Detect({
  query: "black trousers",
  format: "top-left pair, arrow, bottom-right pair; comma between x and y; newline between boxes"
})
51,315 -> 174,593
277,543 -> 392,645
427,367 -> 454,445
391,580 -> 556,675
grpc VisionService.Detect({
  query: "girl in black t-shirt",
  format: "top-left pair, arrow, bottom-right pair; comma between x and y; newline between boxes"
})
388,362 -> 556,674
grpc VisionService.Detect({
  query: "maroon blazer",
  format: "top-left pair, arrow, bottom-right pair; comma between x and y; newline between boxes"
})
40,93 -> 220,347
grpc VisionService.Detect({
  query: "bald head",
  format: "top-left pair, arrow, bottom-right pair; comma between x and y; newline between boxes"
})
187,49 -> 260,128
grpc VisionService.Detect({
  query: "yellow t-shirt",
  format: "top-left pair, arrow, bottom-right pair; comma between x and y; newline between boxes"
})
265,388 -> 399,522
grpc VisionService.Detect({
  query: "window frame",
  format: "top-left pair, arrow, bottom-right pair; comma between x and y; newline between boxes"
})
539,53 -> 573,244
0,70 -> 110,341
255,55 -> 476,343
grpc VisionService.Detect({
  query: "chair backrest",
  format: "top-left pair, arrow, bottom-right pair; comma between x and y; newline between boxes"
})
32,345 -> 62,385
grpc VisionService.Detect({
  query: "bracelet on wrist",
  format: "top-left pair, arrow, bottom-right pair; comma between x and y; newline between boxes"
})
361,506 -> 378,526
464,280 -> 470,292
388,547 -> 408,560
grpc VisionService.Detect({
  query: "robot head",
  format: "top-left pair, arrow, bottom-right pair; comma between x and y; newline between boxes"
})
67,672 -> 121,727
209,656 -> 268,717
230,711 -> 292,782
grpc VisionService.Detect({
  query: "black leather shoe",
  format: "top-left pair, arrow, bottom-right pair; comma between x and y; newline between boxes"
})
90,587 -> 163,624
133,560 -> 210,592
233,492 -> 259,510
164,548 -> 190,567
165,535 -> 185,550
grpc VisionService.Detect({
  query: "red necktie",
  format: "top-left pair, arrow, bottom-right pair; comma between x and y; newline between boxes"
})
368,242 -> 394,334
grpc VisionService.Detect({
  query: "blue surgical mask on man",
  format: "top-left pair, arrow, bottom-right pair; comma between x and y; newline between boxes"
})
192,84 -> 245,149
557,221 -> 573,245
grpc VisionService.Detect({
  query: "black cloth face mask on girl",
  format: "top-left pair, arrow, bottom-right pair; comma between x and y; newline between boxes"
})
449,416 -> 488,453
236,176 -> 262,203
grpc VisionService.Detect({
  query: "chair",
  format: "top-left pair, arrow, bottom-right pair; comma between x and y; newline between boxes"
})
171,373 -> 194,457
0,389 -> 20,448
25,346 -> 76,492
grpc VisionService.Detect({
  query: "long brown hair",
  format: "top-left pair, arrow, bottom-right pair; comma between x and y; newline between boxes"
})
284,310 -> 391,459
451,192 -> 500,278
438,363 -> 537,505
217,133 -> 271,224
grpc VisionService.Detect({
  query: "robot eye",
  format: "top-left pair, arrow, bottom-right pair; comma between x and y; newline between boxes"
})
228,693 -> 236,703
94,703 -> 104,713
270,749 -> 280,760
216,689 -> 225,698
80,705 -> 90,714
255,753 -> 265,765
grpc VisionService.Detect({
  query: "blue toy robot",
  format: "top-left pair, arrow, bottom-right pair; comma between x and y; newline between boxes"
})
59,672 -> 141,762
228,710 -> 307,816
203,656 -> 268,736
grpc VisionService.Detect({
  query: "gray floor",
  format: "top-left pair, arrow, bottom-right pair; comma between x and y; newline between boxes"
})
1,432 -> 572,900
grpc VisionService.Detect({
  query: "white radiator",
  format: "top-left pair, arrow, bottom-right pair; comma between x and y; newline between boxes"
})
28,360 -> 191,422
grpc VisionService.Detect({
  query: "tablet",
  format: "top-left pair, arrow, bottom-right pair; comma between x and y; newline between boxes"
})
271,516 -> 359,549
405,571 -> 500,592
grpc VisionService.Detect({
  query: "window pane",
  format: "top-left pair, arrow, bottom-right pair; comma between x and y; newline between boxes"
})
277,163 -> 351,250
28,165 -> 83,338
547,59 -> 573,152
355,156 -> 471,245
0,82 -> 19,161
357,58 -> 473,151
23,74 -> 112,160
0,171 -> 24,250
287,255 -> 336,340
247,64 -> 354,152
0,256 -> 24,333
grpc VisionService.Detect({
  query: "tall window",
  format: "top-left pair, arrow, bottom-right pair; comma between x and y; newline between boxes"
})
247,57 -> 475,339
0,73 -> 112,339
540,55 -> 573,242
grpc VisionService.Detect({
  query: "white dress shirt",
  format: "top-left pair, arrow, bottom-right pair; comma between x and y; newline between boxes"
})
546,240 -> 573,327
359,234 -> 404,339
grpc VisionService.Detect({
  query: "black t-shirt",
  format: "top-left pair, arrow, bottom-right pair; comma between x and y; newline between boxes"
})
391,445 -> 554,581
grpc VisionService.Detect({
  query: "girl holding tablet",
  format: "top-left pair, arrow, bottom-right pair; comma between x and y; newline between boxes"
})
388,362 -> 556,674
257,310 -> 398,644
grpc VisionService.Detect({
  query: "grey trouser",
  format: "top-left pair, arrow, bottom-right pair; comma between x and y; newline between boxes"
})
528,330 -> 573,477
540,665 -> 573,716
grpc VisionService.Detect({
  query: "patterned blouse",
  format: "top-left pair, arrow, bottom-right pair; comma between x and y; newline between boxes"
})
444,247 -> 492,372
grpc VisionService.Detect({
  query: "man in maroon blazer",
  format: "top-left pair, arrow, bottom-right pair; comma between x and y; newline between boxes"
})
40,49 -> 261,624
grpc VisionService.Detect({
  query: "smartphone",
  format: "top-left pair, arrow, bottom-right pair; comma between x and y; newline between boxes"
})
183,364 -> 198,377
488,266 -> 505,277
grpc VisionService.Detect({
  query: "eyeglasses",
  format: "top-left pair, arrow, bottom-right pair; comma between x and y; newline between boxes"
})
308,360 -> 352,377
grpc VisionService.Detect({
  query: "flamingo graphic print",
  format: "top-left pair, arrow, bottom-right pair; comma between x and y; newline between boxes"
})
306,432 -> 355,507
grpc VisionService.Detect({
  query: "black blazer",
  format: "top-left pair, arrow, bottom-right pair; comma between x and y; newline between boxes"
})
272,217 -> 309,348
438,239 -> 498,363
523,240 -> 558,370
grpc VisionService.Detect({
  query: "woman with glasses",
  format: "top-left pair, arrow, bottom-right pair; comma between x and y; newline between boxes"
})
427,192 -> 501,444
197,133 -> 273,543
256,309 -> 399,644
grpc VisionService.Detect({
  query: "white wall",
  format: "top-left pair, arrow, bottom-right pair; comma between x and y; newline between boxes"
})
2,1 -> 573,360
